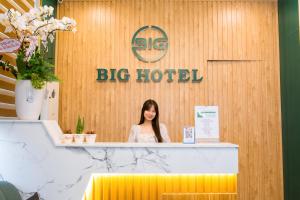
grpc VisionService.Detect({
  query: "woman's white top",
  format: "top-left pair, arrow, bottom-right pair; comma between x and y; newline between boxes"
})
128,123 -> 171,143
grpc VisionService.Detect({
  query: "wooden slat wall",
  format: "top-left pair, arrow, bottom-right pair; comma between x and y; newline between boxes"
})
0,0 -> 35,118
57,1 -> 283,199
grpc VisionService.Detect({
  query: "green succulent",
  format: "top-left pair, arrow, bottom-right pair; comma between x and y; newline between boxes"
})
76,116 -> 85,134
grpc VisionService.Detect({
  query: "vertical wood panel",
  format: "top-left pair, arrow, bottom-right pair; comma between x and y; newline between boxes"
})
57,1 -> 282,200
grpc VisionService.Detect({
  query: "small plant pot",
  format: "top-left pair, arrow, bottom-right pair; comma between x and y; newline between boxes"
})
74,134 -> 85,144
62,134 -> 74,144
85,134 -> 96,143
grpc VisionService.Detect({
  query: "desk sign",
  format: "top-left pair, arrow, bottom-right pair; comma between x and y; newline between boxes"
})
195,106 -> 219,142
183,126 -> 195,144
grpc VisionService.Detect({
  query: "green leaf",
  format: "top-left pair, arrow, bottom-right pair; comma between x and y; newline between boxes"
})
16,51 -> 26,75
14,49 -> 59,89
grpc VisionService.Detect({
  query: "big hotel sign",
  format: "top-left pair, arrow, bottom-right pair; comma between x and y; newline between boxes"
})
96,25 -> 203,83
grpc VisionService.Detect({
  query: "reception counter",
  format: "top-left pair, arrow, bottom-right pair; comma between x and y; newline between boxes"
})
0,120 -> 238,200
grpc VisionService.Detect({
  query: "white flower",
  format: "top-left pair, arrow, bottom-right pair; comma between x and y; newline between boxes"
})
48,34 -> 55,43
47,6 -> 54,16
0,5 -> 76,60
62,17 -> 76,26
25,36 -> 38,58
14,16 -> 26,31
40,6 -> 54,17
56,21 -> 65,30
26,25 -> 35,34
29,8 -> 39,17
9,9 -> 21,19
32,19 -> 44,28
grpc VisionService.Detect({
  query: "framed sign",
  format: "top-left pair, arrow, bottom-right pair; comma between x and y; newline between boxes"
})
182,126 -> 195,144
195,106 -> 219,142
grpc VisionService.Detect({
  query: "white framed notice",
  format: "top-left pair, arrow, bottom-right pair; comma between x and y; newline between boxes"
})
195,106 -> 219,142
182,126 -> 195,144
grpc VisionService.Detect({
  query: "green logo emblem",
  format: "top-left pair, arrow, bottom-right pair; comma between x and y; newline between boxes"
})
131,25 -> 168,63
197,112 -> 203,118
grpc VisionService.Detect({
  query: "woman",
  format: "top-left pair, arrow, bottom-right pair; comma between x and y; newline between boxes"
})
128,99 -> 171,143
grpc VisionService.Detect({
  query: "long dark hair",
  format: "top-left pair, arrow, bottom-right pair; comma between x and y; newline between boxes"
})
138,99 -> 163,143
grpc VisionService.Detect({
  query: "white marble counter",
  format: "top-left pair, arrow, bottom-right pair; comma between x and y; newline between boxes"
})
0,120 -> 238,200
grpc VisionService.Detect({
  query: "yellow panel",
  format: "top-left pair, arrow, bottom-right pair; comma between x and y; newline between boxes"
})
161,193 -> 237,200
84,174 -> 237,200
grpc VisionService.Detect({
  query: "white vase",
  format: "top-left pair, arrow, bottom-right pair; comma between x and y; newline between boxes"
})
61,134 -> 74,144
15,80 -> 46,120
74,134 -> 85,144
85,134 -> 97,143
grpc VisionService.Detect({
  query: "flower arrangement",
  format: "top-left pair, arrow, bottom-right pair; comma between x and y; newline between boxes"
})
0,6 -> 76,89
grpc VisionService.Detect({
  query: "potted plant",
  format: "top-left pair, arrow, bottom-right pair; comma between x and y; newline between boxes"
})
0,6 -> 76,120
62,129 -> 73,144
74,116 -> 85,143
85,130 -> 96,144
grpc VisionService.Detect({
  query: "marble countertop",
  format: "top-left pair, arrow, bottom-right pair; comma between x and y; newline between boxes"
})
55,142 -> 238,148
0,120 -> 239,148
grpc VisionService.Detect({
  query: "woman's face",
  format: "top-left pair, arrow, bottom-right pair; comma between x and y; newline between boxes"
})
144,105 -> 156,121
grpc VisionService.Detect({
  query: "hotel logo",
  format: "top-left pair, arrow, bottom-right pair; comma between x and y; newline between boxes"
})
131,25 -> 168,63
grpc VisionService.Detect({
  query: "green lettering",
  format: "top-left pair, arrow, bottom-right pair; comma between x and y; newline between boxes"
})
136,69 -> 150,82
96,68 -> 108,81
178,69 -> 190,82
192,69 -> 203,83
110,69 -> 116,81
151,69 -> 163,82
117,68 -> 130,82
164,69 -> 176,82
153,38 -> 168,50
133,38 -> 147,50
